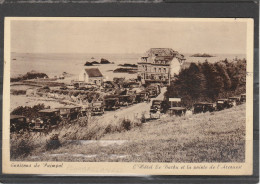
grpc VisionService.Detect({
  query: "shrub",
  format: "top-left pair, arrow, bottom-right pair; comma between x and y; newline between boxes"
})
46,134 -> 61,151
141,112 -> 146,123
11,89 -> 26,95
11,104 -> 45,119
10,135 -> 35,159
121,119 -> 131,131
11,71 -> 48,82
104,124 -> 112,134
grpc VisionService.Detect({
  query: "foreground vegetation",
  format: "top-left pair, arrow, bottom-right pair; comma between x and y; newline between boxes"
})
11,104 -> 245,162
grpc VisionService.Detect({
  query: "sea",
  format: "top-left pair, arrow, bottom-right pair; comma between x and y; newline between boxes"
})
10,52 -> 246,80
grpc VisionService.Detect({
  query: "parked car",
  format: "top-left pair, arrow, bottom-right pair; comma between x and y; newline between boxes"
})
241,93 -> 246,102
150,100 -> 163,114
228,97 -> 241,107
126,90 -> 137,104
60,86 -> 68,90
118,95 -> 135,106
104,97 -> 120,111
135,93 -> 145,103
10,115 -> 28,133
193,102 -> 215,114
56,106 -> 82,120
169,107 -> 187,116
91,101 -> 104,115
149,84 -> 161,94
138,91 -> 150,102
30,109 -> 61,131
146,87 -> 158,98
122,82 -> 139,89
80,105 -> 90,116
216,99 -> 229,111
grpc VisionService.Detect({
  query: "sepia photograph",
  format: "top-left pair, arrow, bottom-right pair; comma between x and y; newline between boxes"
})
2,17 -> 254,175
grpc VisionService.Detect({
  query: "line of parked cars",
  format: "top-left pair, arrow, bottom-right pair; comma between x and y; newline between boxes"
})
149,99 -> 187,118
11,106 -> 86,133
193,94 -> 246,114
149,93 -> 246,118
103,85 -> 161,111
11,102 -> 107,133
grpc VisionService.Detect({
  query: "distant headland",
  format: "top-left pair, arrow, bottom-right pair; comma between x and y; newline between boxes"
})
190,53 -> 214,57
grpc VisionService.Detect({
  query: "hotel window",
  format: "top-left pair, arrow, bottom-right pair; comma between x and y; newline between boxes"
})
164,68 -> 167,73
159,68 -> 161,73
154,68 -> 156,72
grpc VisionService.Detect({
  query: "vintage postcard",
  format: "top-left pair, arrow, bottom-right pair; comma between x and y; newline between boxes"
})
2,17 -> 254,175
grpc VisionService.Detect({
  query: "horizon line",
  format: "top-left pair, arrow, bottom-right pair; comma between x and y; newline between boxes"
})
11,51 -> 247,55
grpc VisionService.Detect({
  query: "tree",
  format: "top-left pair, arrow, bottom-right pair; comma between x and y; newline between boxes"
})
164,59 -> 246,109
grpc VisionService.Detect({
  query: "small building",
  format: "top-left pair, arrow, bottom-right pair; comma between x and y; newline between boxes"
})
137,48 -> 185,83
78,68 -> 104,86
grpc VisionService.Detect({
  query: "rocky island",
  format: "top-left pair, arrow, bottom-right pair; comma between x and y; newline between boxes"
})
190,53 -> 214,57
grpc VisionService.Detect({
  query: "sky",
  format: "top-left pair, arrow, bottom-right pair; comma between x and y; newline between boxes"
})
10,18 -> 248,54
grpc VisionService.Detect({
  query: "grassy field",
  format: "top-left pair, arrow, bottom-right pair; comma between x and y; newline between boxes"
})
11,104 -> 245,163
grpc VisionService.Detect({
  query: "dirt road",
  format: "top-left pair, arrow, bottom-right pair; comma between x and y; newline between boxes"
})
95,87 -> 167,123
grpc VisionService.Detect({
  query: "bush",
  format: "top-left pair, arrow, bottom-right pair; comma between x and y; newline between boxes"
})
11,71 -> 48,82
104,124 -> 112,134
11,89 -> 26,95
113,68 -> 137,74
46,134 -> 61,151
11,104 -> 45,119
121,119 -> 131,131
141,112 -> 146,123
10,135 -> 34,159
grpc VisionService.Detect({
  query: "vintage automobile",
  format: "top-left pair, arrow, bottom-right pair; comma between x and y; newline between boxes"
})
193,102 -> 215,114
118,95 -> 135,106
228,96 -> 241,107
150,100 -> 163,114
126,90 -> 137,104
241,93 -> 246,102
146,87 -> 158,98
104,97 -> 120,111
149,100 -> 163,119
60,86 -> 68,90
122,81 -> 140,89
10,115 -> 28,133
150,84 -> 161,94
91,101 -> 104,115
80,105 -> 90,116
137,91 -> 150,102
135,93 -> 145,103
30,109 -> 61,131
216,99 -> 230,111
169,107 -> 187,116
56,106 -> 82,120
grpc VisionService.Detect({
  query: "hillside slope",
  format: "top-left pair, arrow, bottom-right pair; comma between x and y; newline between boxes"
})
24,104 -> 245,162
